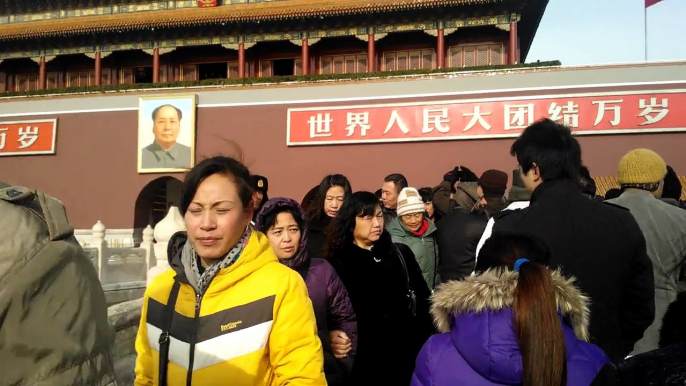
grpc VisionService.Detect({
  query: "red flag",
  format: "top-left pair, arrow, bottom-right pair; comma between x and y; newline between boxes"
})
645,0 -> 664,7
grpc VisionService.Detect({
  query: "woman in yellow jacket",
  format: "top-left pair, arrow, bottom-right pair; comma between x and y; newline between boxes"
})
134,156 -> 326,386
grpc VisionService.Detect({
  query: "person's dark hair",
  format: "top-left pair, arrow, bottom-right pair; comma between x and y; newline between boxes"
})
384,173 -> 408,193
418,187 -> 433,203
604,188 -> 622,200
257,206 -> 305,234
324,191 -> 380,259
307,174 -> 353,222
300,185 -> 319,214
579,165 -> 597,196
662,165 -> 683,201
180,156 -> 253,216
511,118 -> 582,183
374,189 -> 382,200
476,234 -> 566,386
152,104 -> 183,121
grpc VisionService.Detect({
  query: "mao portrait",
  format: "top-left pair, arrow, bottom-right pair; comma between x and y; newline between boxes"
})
137,94 -> 196,173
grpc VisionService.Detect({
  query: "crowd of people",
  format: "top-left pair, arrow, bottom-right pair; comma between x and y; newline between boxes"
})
1,117 -> 685,386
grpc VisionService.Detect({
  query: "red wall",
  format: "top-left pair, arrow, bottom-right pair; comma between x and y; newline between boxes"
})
2,83 -> 685,229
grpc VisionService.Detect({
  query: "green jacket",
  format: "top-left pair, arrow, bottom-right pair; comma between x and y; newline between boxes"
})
0,185 -> 117,386
387,217 -> 440,290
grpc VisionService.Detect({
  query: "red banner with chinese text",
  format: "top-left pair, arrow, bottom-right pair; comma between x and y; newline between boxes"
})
0,119 -> 57,156
287,90 -> 686,146
197,0 -> 217,7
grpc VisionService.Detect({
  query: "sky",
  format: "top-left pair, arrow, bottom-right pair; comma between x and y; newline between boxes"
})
526,0 -> 686,66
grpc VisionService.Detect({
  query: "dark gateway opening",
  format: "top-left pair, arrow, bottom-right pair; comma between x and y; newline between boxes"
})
198,62 -> 228,80
273,59 -> 295,76
134,67 -> 153,83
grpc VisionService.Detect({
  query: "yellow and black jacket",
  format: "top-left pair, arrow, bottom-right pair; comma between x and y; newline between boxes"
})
134,230 -> 326,386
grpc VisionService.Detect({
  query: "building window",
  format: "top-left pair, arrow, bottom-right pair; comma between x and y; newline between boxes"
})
448,43 -> 504,68
259,58 -> 302,77
14,74 -> 39,91
134,66 -> 153,83
228,61 -> 239,78
198,62 -> 228,80
382,50 -> 435,71
320,54 -> 367,75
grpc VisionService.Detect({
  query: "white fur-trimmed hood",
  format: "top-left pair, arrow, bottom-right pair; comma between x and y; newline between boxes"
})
431,269 -> 591,341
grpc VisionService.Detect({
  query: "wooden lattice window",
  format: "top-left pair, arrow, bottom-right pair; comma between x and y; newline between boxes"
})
46,72 -> 59,89
159,65 -> 168,83
101,69 -> 111,85
120,68 -> 134,84
295,59 -> 303,76
228,62 -> 239,78
319,54 -> 367,75
181,65 -> 197,81
448,43 -> 505,68
383,49 -> 435,71
259,61 -> 273,77
14,74 -> 39,91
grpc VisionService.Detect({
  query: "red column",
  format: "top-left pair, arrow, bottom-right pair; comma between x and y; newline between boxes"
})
509,21 -> 518,64
94,51 -> 102,86
301,38 -> 309,75
437,27 -> 445,69
367,34 -> 375,72
38,56 -> 46,90
7,73 -> 14,92
152,47 -> 160,83
238,42 -> 246,78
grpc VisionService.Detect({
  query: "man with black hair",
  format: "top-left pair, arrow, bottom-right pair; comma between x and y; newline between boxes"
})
431,166 -> 480,217
381,173 -> 408,227
492,118 -> 655,362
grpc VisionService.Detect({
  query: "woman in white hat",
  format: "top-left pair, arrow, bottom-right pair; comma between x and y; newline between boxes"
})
387,187 -> 440,290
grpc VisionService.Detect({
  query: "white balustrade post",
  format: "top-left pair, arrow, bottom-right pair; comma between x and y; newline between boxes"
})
149,206 -> 186,284
140,225 -> 156,272
92,220 -> 109,282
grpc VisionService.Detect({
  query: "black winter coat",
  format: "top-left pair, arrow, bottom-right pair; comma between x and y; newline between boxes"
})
435,208 -> 488,281
492,179 -> 655,361
591,293 -> 686,386
330,231 -> 434,386
306,215 -> 331,259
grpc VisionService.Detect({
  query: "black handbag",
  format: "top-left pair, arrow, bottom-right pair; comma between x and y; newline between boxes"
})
394,245 -> 417,317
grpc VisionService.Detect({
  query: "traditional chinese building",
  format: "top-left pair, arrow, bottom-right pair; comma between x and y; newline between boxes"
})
0,0 -> 547,93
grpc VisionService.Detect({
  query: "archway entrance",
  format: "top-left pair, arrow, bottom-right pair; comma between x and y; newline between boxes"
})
132,177 -> 183,245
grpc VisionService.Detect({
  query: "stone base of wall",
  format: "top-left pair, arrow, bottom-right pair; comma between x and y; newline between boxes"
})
103,282 -> 147,307
108,297 -> 143,386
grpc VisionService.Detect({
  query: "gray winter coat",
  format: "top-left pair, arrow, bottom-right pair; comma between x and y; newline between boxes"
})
387,217 -> 440,289
0,185 -> 116,386
608,189 -> 686,354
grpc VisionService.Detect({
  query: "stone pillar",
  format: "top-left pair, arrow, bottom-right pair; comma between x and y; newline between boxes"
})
38,56 -> 46,90
92,220 -> 109,282
140,225 -> 156,272
367,33 -> 376,72
149,207 -> 186,284
301,38 -> 309,75
437,26 -> 446,69
509,21 -> 518,65
152,47 -> 160,83
94,51 -> 102,86
238,41 -> 246,78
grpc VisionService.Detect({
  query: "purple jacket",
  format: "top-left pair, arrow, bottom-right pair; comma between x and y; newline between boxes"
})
255,198 -> 358,380
412,269 -> 610,386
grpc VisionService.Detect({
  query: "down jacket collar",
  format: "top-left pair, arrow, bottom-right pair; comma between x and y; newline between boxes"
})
431,268 -> 590,341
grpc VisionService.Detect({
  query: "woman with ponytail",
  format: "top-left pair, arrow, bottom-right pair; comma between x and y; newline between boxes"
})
411,233 -> 609,386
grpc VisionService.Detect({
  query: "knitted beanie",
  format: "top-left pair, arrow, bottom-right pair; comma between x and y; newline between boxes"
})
478,170 -> 509,197
396,188 -> 426,217
618,149 -> 667,185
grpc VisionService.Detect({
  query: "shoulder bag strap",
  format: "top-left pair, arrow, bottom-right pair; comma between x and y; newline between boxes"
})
158,280 -> 181,386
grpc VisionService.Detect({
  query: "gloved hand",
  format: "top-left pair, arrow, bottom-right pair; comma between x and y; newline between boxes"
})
443,167 -> 460,186
457,166 -> 479,182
